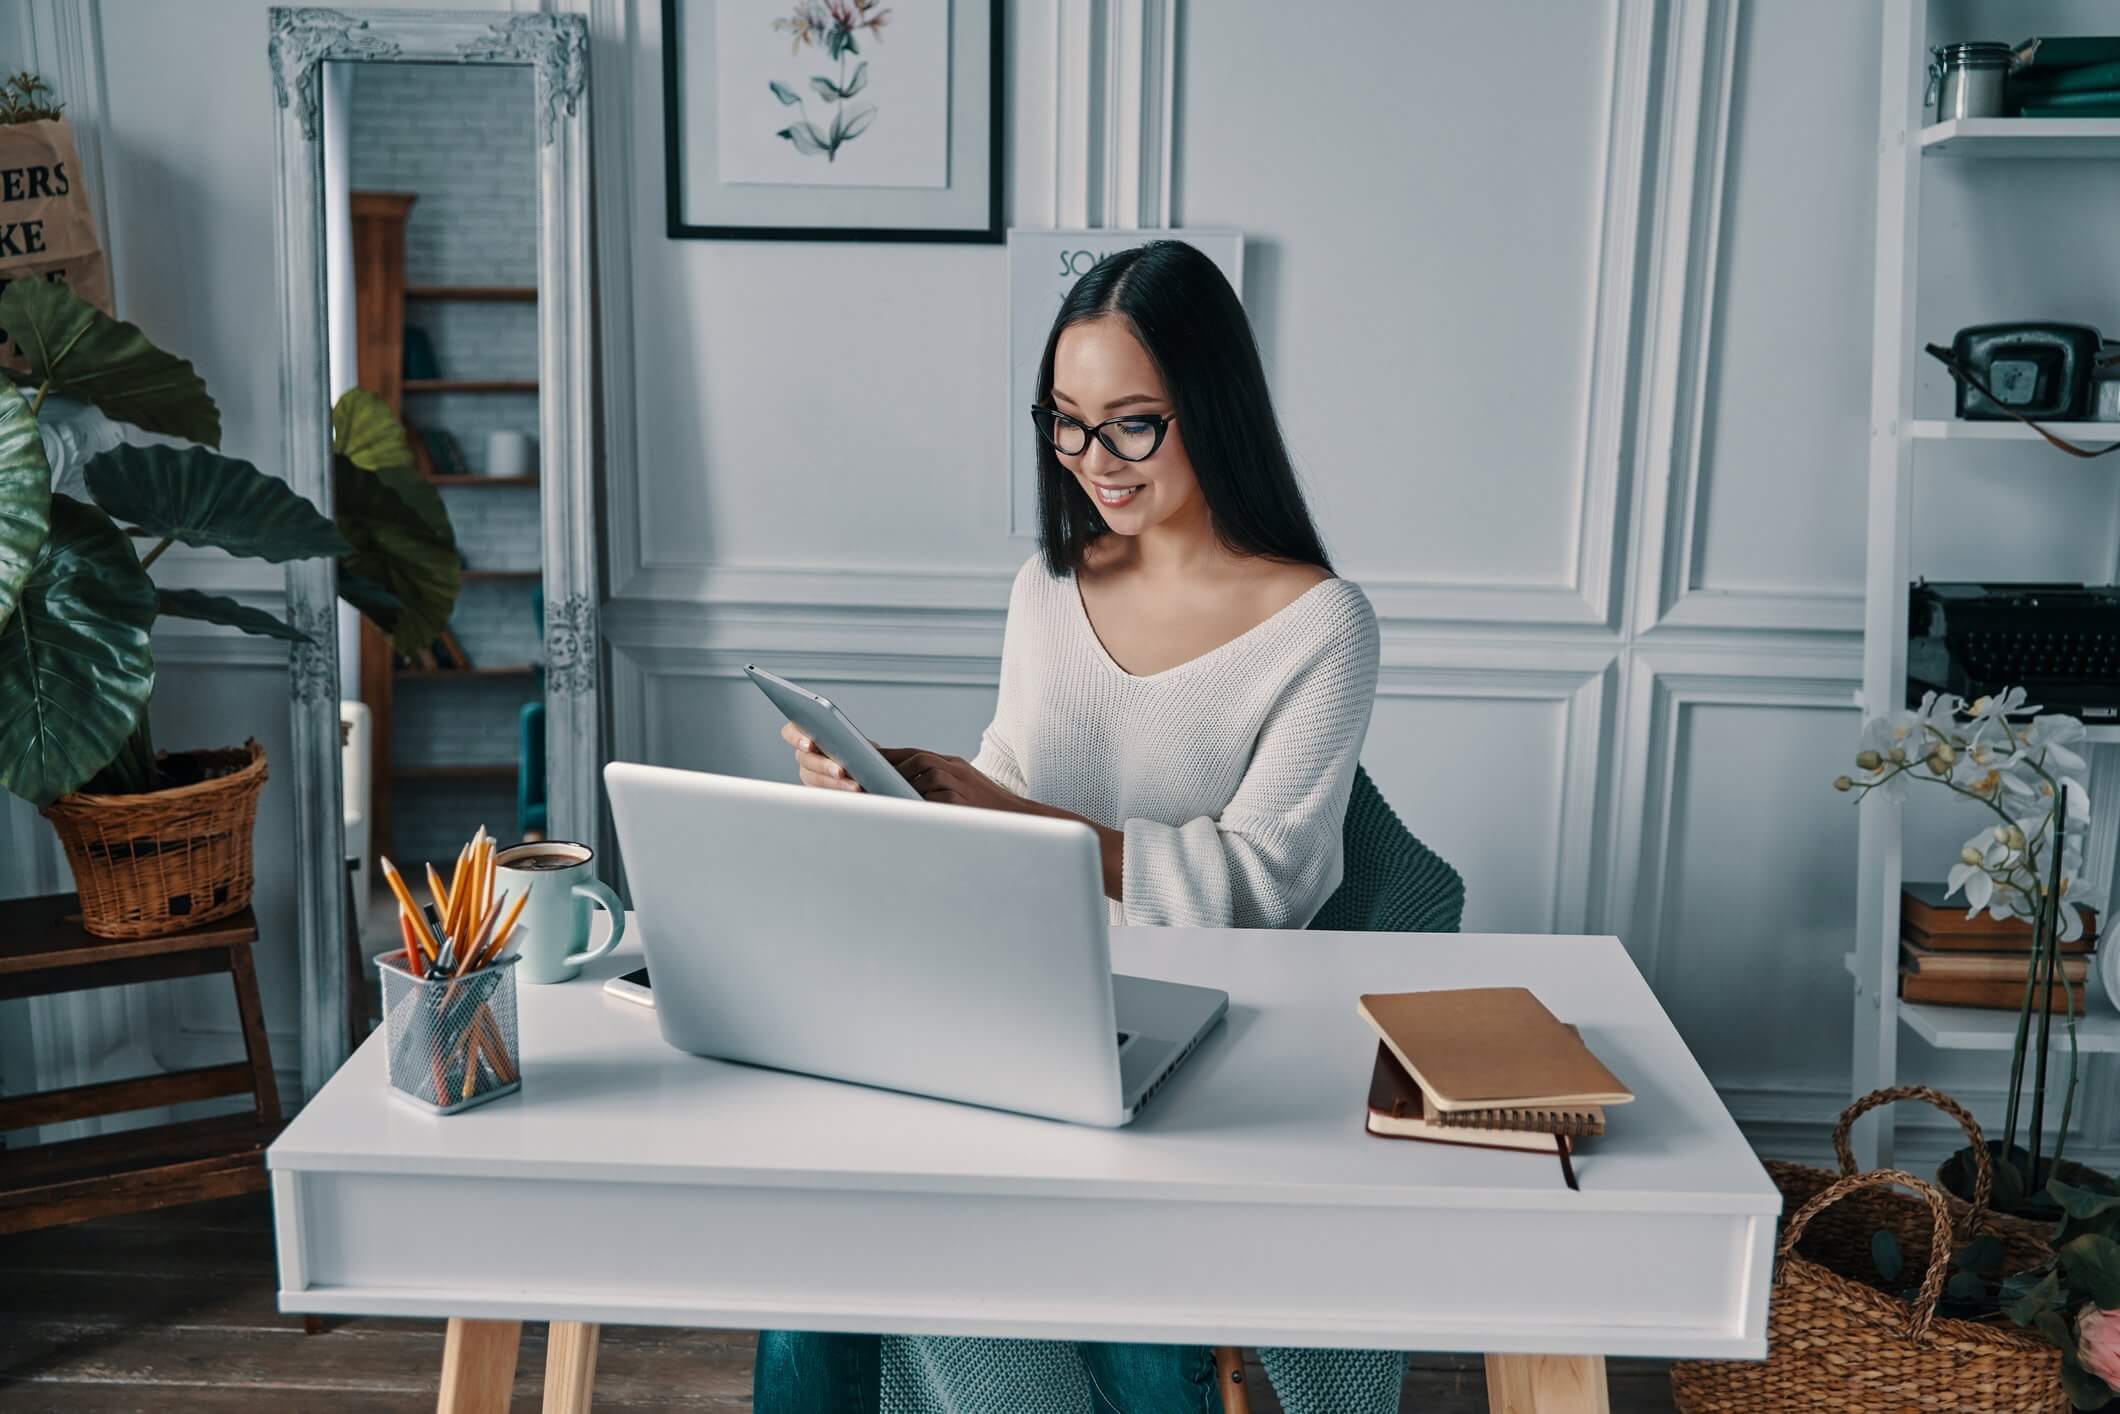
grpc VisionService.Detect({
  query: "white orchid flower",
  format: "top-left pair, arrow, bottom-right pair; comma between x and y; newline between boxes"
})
2022,713 -> 2089,775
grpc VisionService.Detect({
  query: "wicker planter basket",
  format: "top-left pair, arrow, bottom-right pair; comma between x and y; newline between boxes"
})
1671,1086 -> 2062,1413
40,740 -> 268,939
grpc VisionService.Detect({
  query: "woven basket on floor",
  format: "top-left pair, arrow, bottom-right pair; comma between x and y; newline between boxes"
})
1671,1168 -> 2061,1412
41,740 -> 268,939
1789,1086 -> 2056,1279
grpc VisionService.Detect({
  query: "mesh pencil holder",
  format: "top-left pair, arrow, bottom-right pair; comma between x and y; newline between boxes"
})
377,951 -> 522,1114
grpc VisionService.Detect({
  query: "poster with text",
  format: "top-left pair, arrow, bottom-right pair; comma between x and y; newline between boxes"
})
715,0 -> 951,189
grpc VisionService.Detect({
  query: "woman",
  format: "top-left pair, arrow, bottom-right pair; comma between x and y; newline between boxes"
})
757,241 -> 1390,1414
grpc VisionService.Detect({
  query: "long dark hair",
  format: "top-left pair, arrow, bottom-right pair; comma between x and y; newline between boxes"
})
1033,240 -> 1331,578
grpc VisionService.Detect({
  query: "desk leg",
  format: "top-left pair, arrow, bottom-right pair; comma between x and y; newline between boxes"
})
1484,1353 -> 1609,1414
543,1322 -> 601,1414
438,1317 -> 522,1414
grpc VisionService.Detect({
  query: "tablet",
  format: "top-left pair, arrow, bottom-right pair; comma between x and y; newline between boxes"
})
744,664 -> 924,801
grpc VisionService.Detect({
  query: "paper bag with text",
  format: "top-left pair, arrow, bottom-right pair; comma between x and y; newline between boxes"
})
0,118 -> 111,371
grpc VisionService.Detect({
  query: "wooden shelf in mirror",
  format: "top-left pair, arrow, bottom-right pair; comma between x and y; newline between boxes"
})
395,665 -> 539,681
403,378 -> 538,394
392,763 -> 520,781
427,474 -> 536,488
405,284 -> 537,302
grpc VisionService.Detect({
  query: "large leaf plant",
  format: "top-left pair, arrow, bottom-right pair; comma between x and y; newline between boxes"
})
0,276 -> 459,807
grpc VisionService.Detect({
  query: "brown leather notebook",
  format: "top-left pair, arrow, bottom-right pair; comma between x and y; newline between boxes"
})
1900,969 -> 2083,1012
1901,941 -> 2089,983
1903,881 -> 2098,949
1365,1044 -> 1587,1150
1356,987 -> 1633,1113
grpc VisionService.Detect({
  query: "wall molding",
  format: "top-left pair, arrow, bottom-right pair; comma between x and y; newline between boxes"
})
1627,0 -> 1862,637
1604,644 -> 1862,990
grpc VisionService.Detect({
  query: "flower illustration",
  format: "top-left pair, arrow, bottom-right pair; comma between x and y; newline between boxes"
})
768,0 -> 889,162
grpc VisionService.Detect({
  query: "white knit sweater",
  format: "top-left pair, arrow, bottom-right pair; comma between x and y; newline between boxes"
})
880,559 -> 1388,1414
968,555 -> 1380,930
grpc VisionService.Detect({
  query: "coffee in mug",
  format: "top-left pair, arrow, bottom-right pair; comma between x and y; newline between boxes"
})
494,841 -> 626,983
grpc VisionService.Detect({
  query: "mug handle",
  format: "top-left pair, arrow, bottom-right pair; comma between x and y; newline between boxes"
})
564,878 -> 627,968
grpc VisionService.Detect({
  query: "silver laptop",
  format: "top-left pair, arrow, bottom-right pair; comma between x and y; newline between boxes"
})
603,762 -> 1228,1127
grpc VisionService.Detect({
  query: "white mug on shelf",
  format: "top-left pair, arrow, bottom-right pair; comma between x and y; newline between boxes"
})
485,429 -> 537,478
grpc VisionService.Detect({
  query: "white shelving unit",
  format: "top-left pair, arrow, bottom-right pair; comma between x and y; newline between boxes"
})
1851,2 -> 2120,1169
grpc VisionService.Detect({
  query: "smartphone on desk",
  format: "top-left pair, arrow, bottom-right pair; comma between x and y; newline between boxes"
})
604,967 -> 654,1008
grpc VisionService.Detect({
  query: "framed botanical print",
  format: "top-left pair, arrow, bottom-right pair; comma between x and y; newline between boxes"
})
663,0 -> 1003,242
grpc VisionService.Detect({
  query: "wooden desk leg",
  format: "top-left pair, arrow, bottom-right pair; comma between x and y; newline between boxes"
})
1484,1353 -> 1610,1414
542,1322 -> 601,1414
438,1317 -> 522,1414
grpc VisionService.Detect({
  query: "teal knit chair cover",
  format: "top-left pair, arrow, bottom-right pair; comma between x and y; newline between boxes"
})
879,766 -> 1465,1414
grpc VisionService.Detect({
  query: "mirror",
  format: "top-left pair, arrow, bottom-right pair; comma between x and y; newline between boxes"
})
268,9 -> 598,1094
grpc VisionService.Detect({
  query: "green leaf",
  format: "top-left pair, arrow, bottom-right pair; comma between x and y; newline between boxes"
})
825,26 -> 852,60
84,443 -> 349,565
1993,1152 -> 2030,1211
1956,1234 -> 2005,1273
778,121 -> 828,156
1872,1229 -> 1903,1284
2008,1268 -> 2066,1326
2062,1234 -> 2120,1309
330,387 -> 416,475
839,104 -> 876,142
0,380 -> 51,635
768,79 -> 801,105
2054,1180 -> 2120,1221
809,75 -> 842,101
2062,1344 -> 2118,1410
0,276 -> 219,445
156,587 -> 310,643
0,494 -> 156,806
335,458 -> 459,656
1946,1268 -> 1988,1303
336,568 -> 402,634
842,61 -> 868,99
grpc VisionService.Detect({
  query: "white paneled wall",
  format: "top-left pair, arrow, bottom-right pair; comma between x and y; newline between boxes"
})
14,0 -> 2120,1171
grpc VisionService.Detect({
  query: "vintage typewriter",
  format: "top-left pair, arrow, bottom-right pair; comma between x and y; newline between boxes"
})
1907,582 -> 2120,723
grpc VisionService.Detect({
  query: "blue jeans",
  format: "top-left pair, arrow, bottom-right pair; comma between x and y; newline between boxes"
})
751,1332 -> 1218,1414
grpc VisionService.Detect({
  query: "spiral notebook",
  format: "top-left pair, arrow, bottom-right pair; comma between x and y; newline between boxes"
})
1356,987 -> 1632,1114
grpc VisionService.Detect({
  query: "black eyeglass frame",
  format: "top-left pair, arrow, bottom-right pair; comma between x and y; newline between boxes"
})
1029,405 -> 1177,463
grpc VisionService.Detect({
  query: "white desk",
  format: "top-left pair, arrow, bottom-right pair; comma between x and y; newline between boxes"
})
270,924 -> 1778,1413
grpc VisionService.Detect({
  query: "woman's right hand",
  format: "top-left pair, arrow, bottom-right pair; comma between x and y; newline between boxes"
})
781,720 -> 862,791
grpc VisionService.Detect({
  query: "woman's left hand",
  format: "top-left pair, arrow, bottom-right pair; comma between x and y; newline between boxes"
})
879,747 -> 1023,812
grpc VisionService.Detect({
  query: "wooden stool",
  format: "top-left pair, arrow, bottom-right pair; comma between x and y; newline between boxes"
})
0,893 -> 283,1236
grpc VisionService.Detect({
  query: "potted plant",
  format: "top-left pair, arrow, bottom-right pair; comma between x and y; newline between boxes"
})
0,275 -> 458,938
1838,688 -> 2119,1405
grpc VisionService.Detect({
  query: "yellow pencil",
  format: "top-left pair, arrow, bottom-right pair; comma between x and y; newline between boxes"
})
425,862 -> 453,940
378,857 -> 441,960
479,890 -> 530,969
446,842 -> 472,940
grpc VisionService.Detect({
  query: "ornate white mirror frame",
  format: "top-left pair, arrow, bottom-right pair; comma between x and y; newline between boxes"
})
267,8 -> 600,1096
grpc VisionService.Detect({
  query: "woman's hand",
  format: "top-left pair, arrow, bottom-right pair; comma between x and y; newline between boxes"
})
879,747 -> 1023,812
781,720 -> 862,791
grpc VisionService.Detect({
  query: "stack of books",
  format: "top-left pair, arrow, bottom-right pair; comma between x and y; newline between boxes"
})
1899,881 -> 2099,1014
1357,987 -> 1632,1186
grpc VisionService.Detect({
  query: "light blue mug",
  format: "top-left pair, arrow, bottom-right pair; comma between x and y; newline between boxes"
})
494,840 -> 626,984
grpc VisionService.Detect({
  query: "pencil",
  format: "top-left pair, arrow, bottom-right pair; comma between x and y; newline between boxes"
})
425,862 -> 453,941
379,857 -> 441,960
398,911 -> 425,979
482,890 -> 530,967
446,842 -> 472,942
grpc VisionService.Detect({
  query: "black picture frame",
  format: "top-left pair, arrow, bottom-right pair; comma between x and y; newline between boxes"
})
662,0 -> 1004,243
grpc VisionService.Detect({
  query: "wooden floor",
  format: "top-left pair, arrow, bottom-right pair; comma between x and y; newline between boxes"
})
1,1192 -> 1681,1412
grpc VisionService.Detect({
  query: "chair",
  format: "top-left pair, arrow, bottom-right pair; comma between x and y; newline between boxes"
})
517,700 -> 548,841
1212,764 -> 1464,1414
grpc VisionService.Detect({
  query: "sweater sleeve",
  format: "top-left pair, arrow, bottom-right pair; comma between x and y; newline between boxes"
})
968,561 -> 1035,797
1119,588 -> 1380,929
